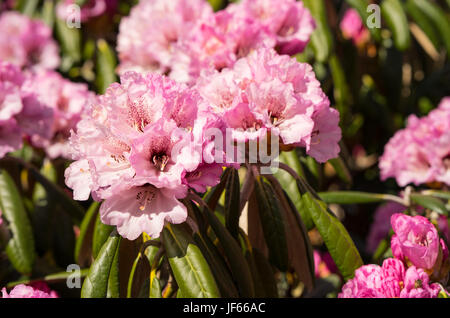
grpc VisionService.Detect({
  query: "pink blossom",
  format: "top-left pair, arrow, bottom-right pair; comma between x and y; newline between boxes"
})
0,12 -> 60,71
399,266 -> 441,298
117,0 -> 213,76
170,9 -> 275,84
380,96 -> 450,186
228,0 -> 315,55
196,48 -> 341,162
65,72 -> 223,240
390,213 -> 440,270
56,0 -> 118,23
340,9 -> 370,46
314,251 -> 337,278
339,258 -> 441,298
1,283 -> 58,298
366,202 -> 406,253
21,71 -> 95,159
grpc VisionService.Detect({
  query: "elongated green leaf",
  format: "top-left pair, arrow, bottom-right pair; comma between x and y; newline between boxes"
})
329,56 -> 351,122
381,0 -> 411,51
203,201 -> 255,297
275,152 -> 314,230
0,170 -> 35,275
251,248 -> 278,298
410,194 -> 448,216
405,0 -> 440,49
92,212 -> 114,259
303,192 -> 363,280
7,269 -> 89,288
421,190 -> 450,201
345,0 -> 382,41
96,39 -> 118,94
81,231 -> 121,298
411,0 -> 450,57
303,0 -> 333,62
106,241 -> 120,298
16,0 -> 39,16
41,0 -> 55,28
225,168 -> 240,240
254,177 -> 288,271
161,223 -> 220,298
150,273 -> 162,298
75,201 -> 99,264
318,191 -> 389,204
127,252 -> 150,298
194,232 -> 239,298
55,18 -> 81,69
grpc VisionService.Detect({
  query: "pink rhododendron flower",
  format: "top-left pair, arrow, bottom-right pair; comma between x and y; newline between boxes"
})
228,0 -> 316,55
0,12 -> 60,71
390,213 -> 441,270
380,97 -> 450,186
56,0 -> 118,23
399,266 -> 440,298
196,48 -> 341,162
65,72 -> 224,240
366,202 -> 406,253
22,71 -> 96,159
170,9 -> 275,84
1,283 -> 58,298
339,258 -> 441,298
117,0 -> 213,76
340,9 -> 370,46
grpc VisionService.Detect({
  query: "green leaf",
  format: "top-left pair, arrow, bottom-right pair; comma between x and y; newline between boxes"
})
254,177 -> 288,272
127,251 -> 150,298
303,0 -> 334,62
55,18 -> 81,69
203,200 -> 255,297
75,201 -> 100,264
16,0 -> 39,16
410,0 -> 450,58
410,194 -> 448,216
318,191 -> 389,204
161,223 -> 220,298
275,152 -> 314,230
7,269 -> 89,288
92,212 -> 115,259
96,39 -> 118,94
149,273 -> 162,298
381,0 -> 411,51
405,0 -> 440,49
224,168 -> 241,241
0,170 -> 35,275
345,0 -> 382,41
328,56 -> 352,122
208,0 -> 227,11
421,190 -> 450,201
251,248 -> 278,298
302,192 -> 363,280
81,231 -> 121,298
106,241 -> 120,298
41,0 -> 55,28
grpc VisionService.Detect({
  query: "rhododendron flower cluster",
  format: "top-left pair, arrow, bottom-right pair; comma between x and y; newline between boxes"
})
0,61 -> 95,159
340,213 -> 449,298
0,11 -> 60,71
0,61 -> 53,158
23,71 -> 96,159
65,72 -> 224,240
379,97 -> 450,187
117,0 -> 315,84
339,258 -> 441,298
196,48 -> 341,163
1,283 -> 58,298
340,9 -> 370,47
56,0 -> 118,23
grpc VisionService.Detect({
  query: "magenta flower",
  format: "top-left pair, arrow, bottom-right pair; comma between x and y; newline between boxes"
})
339,258 -> 442,298
196,48 -> 341,162
65,72 -> 223,240
228,0 -> 316,55
117,0 -> 213,76
340,9 -> 370,46
380,97 -> 450,187
390,213 -> 440,270
1,283 -> 58,298
0,12 -> 60,71
21,71 -> 96,159
56,0 -> 118,23
399,266 -> 441,298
